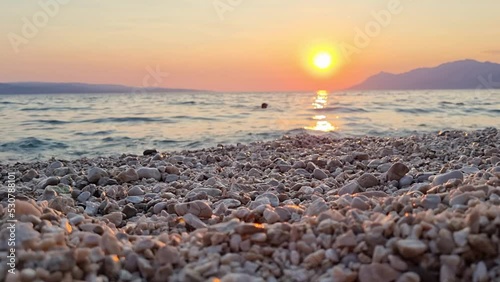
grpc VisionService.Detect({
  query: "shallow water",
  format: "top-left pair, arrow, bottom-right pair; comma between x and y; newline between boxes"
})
0,90 -> 498,162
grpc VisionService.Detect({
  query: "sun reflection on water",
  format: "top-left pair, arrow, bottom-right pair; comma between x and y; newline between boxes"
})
305,90 -> 336,132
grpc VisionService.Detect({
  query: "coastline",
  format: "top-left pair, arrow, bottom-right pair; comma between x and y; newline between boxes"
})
0,128 -> 499,281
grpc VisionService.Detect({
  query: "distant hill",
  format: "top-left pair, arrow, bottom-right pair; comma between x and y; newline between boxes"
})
0,82 -> 202,94
349,59 -> 500,90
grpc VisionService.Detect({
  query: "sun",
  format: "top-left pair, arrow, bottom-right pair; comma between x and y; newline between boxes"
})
313,52 -> 332,69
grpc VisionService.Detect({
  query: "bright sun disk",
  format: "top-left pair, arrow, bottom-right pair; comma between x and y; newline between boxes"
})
313,52 -> 332,69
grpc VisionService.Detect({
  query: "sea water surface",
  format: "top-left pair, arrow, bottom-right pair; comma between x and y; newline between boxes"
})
0,90 -> 498,162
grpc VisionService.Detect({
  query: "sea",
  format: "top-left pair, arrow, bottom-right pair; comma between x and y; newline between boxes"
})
0,90 -> 498,163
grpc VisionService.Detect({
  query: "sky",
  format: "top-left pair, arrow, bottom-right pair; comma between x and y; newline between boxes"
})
1,0 -> 500,92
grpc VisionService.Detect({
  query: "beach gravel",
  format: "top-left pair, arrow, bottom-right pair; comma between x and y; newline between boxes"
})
1,127 -> 499,281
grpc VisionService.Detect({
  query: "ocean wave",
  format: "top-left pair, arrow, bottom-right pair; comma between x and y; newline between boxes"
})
74,130 -> 116,136
20,106 -> 92,111
25,119 -> 73,125
171,115 -> 217,121
395,108 -> 439,114
0,137 -> 68,151
83,117 -> 174,123
311,106 -> 368,113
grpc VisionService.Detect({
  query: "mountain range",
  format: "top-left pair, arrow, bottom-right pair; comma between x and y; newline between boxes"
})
349,59 -> 500,90
0,82 -> 200,94
2,59 -> 500,93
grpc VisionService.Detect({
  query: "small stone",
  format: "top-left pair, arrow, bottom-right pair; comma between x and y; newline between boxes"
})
357,173 -> 379,188
473,261 -> 488,282
128,186 -> 145,196
372,245 -> 389,263
174,200 -> 212,218
163,174 -> 179,183
122,204 -> 137,219
396,272 -> 421,282
387,163 -> 410,181
15,200 -> 41,219
165,166 -> 180,175
20,268 -> 37,281
36,176 -> 59,190
143,149 -> 158,156
432,170 -> 463,186
248,168 -> 261,177
338,181 -> 361,195
255,193 -> 279,207
313,168 -> 328,180
303,249 -> 325,268
421,194 -> 441,209
136,167 -> 161,181
351,197 -> 369,210
221,273 -> 263,282
235,223 -> 265,235
183,213 -> 207,229
263,209 -> 280,223
103,212 -> 123,226
87,167 -> 108,183
449,192 -> 472,206
453,228 -> 469,247
69,214 -> 85,225
358,263 -> 400,282
156,246 -> 179,265
399,175 -> 413,187
48,197 -> 75,213
396,239 -> 427,258
468,234 -> 497,256
77,191 -> 91,203
21,169 -> 38,182
388,255 -> 408,271
116,168 -> 139,183
336,230 -> 357,247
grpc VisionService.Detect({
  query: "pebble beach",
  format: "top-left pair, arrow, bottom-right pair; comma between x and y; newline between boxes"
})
1,127 -> 499,282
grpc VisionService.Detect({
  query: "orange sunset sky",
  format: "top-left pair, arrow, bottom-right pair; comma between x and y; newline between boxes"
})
1,0 -> 500,92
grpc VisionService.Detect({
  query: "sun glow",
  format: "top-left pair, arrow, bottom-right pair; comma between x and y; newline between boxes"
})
301,43 -> 342,78
313,52 -> 332,69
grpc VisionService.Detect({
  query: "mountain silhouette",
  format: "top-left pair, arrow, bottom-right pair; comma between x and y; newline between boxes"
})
349,59 -> 500,90
0,82 -> 201,94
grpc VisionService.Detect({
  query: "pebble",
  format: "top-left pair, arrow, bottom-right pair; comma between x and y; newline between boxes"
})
387,162 -> 410,181
174,200 -> 213,218
421,194 -> 441,209
338,181 -> 361,195
21,169 -> 38,182
399,175 -> 413,187
396,272 -> 421,282
432,170 -> 464,186
116,168 -> 139,183
357,173 -> 379,188
313,168 -> 328,180
15,200 -> 41,219
88,167 -> 108,183
358,263 -> 400,282
36,176 -> 59,190
136,167 -> 162,181
183,213 -> 207,229
396,239 -> 427,258
473,261 -> 488,282
103,212 -> 123,226
128,186 -> 145,196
